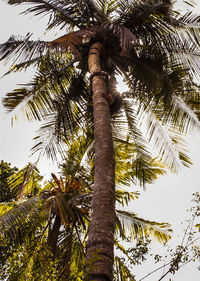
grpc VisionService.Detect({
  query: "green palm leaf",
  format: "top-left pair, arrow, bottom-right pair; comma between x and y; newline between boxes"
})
169,96 -> 200,133
137,103 -> 184,172
116,210 -> 172,243
8,162 -> 43,199
0,34 -> 46,66
0,193 -> 48,240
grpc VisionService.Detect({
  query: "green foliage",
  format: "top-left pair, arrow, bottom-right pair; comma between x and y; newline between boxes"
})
116,210 -> 172,243
0,160 -> 18,203
0,160 -> 172,280
8,162 -> 43,199
2,0 -> 200,279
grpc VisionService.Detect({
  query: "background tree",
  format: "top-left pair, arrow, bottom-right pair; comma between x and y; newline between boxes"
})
0,160 -> 18,202
0,160 -> 18,272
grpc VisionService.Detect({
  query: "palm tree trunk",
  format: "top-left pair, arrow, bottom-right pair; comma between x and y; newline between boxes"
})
61,227 -> 73,280
85,42 -> 116,281
48,215 -> 61,258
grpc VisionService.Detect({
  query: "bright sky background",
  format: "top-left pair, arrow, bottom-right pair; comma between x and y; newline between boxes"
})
0,1 -> 200,280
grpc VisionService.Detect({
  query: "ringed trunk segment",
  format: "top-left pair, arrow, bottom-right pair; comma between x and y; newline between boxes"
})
85,42 -> 116,281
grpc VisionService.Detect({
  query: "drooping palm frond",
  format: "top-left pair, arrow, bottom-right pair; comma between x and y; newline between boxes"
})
0,33 -> 46,66
168,128 -> 192,168
136,95 -> 194,168
115,189 -> 140,206
116,210 -> 172,243
2,58 -> 39,76
176,10 -> 200,43
126,54 -> 165,97
165,36 -> 200,80
117,0 -> 175,46
8,162 -> 43,199
0,192 -> 48,240
137,103 -> 183,172
61,131 -> 95,182
78,0 -> 107,22
112,98 -> 147,149
8,0 -> 81,28
102,22 -> 137,56
31,96 -> 93,162
3,53 -> 78,122
31,117 -> 68,162
177,79 -> 200,119
166,96 -> 200,133
161,11 -> 200,80
110,97 -> 167,187
113,136 -> 166,188
117,1 -> 200,82
8,0 -> 115,27
114,255 -> 136,281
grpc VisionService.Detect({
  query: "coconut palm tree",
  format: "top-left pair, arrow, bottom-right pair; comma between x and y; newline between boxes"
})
2,0 -> 200,279
0,160 -> 91,280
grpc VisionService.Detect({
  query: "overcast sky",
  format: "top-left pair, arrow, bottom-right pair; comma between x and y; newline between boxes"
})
0,1 -> 200,280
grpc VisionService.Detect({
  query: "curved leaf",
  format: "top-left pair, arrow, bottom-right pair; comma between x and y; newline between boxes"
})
116,209 -> 172,243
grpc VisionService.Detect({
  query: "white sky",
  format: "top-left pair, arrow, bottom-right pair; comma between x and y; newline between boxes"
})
0,1 -> 200,280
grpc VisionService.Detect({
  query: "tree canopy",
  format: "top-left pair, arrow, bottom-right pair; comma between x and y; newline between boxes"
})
1,0 -> 200,280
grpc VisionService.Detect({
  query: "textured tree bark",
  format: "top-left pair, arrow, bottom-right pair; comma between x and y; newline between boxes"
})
85,42 -> 116,281
48,215 -> 61,258
62,227 -> 73,280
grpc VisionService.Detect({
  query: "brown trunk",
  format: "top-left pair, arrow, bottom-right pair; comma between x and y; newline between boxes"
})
85,42 -> 116,281
48,215 -> 61,258
61,227 -> 73,280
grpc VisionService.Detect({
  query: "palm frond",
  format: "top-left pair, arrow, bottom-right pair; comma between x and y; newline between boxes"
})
168,129 -> 192,168
97,0 -> 119,19
3,54 -> 77,122
0,192 -> 48,240
114,255 -> 136,281
0,202 -> 17,216
137,103 -> 183,172
112,99 -> 166,187
113,136 -> 166,188
8,162 -> 43,199
131,156 -> 166,186
167,96 -> 200,133
0,34 -> 46,65
2,58 -> 39,76
48,27 -> 102,58
118,0 -> 175,44
177,10 -> 200,30
62,132 -> 94,177
31,118 -> 67,162
11,0 -> 81,28
78,0 -> 106,22
116,210 -> 172,243
115,189 -> 140,206
166,36 -> 200,80
103,22 -> 136,56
